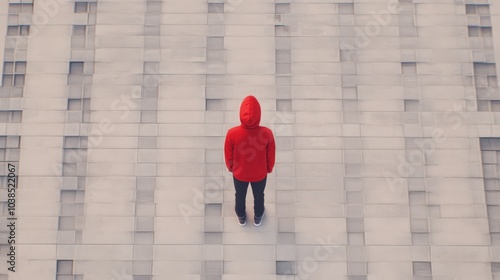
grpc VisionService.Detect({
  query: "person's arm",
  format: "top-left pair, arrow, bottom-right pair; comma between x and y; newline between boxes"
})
224,131 -> 234,172
267,130 -> 276,173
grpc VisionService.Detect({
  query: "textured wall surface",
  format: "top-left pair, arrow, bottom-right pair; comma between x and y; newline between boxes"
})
1,0 -> 500,279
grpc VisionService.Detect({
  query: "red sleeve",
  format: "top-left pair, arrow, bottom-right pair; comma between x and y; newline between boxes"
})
224,130 -> 234,172
267,130 -> 276,173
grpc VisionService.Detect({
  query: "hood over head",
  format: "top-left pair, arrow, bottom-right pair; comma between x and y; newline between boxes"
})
239,95 -> 261,129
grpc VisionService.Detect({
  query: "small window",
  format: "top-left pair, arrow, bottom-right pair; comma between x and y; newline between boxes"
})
208,3 -> 224,13
478,5 -> 490,16
68,99 -> 82,111
468,26 -> 480,37
3,62 -> 14,74
8,4 -> 33,14
63,137 -> 80,149
275,3 -> 290,14
6,136 -> 20,148
19,25 -> 29,36
22,4 -> 33,14
15,62 -> 26,74
0,111 -> 22,123
10,111 -> 22,123
466,4 -> 491,15
7,26 -> 29,36
478,100 -> 490,111
413,261 -> 432,277
2,75 -> 13,87
404,100 -> 420,112
74,2 -> 88,13
466,4 -> 477,15
73,25 -> 86,36
491,101 -> 500,112
4,61 -> 28,75
82,98 -> 91,112
0,112 -> 9,123
56,260 -> 73,275
402,62 -> 417,75
89,3 -> 98,14
8,4 -> 22,14
83,111 -> 90,123
206,99 -> 223,111
7,26 -> 18,36
14,75 -> 25,87
482,27 -> 493,37
70,62 -> 84,75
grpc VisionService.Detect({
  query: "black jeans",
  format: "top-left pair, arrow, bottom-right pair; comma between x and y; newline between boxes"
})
233,176 -> 266,218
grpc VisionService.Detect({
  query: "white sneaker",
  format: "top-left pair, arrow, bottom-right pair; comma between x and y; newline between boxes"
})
254,210 -> 265,226
238,215 -> 246,226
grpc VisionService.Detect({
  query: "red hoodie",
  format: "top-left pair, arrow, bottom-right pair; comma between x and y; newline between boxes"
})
224,96 -> 276,182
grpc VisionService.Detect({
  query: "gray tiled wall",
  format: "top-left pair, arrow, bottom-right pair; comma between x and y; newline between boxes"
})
3,0 -> 500,279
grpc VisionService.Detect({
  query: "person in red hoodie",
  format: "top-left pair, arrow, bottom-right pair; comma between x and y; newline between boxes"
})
224,95 -> 276,226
